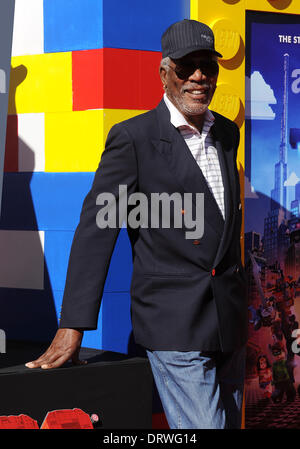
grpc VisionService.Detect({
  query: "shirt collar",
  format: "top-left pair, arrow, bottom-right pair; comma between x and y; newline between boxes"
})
163,93 -> 215,133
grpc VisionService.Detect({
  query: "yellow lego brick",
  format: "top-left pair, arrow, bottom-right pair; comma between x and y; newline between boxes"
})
190,0 -> 199,20
103,109 -> 147,147
45,109 -> 147,172
45,110 -> 103,172
9,53 -> 72,114
246,0 -> 299,14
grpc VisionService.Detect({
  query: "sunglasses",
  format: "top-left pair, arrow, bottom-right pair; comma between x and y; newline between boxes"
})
168,60 -> 219,79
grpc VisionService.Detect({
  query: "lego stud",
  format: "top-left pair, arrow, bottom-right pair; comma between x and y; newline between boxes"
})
212,19 -> 240,61
267,0 -> 293,10
267,0 -> 293,9
222,0 -> 241,4
210,83 -> 241,122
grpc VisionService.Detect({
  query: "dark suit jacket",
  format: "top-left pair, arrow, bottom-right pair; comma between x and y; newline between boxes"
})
59,98 -> 248,352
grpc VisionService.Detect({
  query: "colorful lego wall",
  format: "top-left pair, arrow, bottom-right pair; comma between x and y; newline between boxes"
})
0,0 -> 190,352
2,0 -> 298,373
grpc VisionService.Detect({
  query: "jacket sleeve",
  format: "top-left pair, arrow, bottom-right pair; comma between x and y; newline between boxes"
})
59,122 -> 138,329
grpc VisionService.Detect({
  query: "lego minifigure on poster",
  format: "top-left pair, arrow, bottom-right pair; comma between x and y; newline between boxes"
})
256,355 -> 273,399
269,342 -> 296,403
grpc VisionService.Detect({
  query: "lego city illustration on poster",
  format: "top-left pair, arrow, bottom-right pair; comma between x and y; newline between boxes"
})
244,11 -> 300,428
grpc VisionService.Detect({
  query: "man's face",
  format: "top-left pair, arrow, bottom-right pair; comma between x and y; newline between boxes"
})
160,50 -> 219,119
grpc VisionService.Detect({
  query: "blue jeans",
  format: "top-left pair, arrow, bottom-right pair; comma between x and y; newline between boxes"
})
146,346 -> 246,429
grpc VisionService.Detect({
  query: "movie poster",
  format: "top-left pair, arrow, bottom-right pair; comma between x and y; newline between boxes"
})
244,11 -> 300,428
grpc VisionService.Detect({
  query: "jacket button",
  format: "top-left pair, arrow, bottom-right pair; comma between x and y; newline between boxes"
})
193,239 -> 200,245
212,268 -> 216,276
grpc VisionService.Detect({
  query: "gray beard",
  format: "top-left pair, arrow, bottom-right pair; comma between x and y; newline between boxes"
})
166,89 -> 211,117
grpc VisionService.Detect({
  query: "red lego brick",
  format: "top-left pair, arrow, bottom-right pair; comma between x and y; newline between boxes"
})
72,48 -> 163,111
4,115 -> 19,172
0,414 -> 39,429
41,408 -> 94,429
72,49 -> 103,111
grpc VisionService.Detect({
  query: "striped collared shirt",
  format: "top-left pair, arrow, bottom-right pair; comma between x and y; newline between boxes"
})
163,93 -> 225,220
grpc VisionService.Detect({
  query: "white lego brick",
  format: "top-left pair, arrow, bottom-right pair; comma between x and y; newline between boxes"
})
18,113 -> 45,172
0,230 -> 44,289
11,0 -> 44,56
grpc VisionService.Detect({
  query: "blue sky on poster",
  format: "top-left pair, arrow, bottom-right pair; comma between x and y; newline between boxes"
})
248,21 -> 300,209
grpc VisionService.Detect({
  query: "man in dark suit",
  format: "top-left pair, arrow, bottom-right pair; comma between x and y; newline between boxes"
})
26,19 -> 247,429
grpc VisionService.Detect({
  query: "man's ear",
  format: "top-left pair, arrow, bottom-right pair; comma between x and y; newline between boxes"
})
159,66 -> 167,88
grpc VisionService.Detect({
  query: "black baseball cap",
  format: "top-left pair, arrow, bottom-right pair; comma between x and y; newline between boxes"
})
161,19 -> 223,59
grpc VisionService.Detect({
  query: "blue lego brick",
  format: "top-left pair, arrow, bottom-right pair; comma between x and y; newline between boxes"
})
43,0 -> 190,53
44,227 -> 132,293
44,231 -> 74,291
0,289 -> 130,351
44,0 -> 103,52
0,172 -> 36,230
0,285 -> 104,348
51,288 -> 64,324
0,172 -> 94,231
0,287 -> 59,342
101,291 -> 132,354
53,290 -> 132,352
103,0 -> 190,51
44,230 -> 132,352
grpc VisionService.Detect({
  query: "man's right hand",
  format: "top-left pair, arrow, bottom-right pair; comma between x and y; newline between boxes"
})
25,328 -> 87,370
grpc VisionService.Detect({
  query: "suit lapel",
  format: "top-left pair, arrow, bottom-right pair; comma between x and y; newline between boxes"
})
210,115 -> 237,267
153,100 -> 225,238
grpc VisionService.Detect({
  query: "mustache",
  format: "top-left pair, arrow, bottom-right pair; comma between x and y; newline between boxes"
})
182,84 -> 211,92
